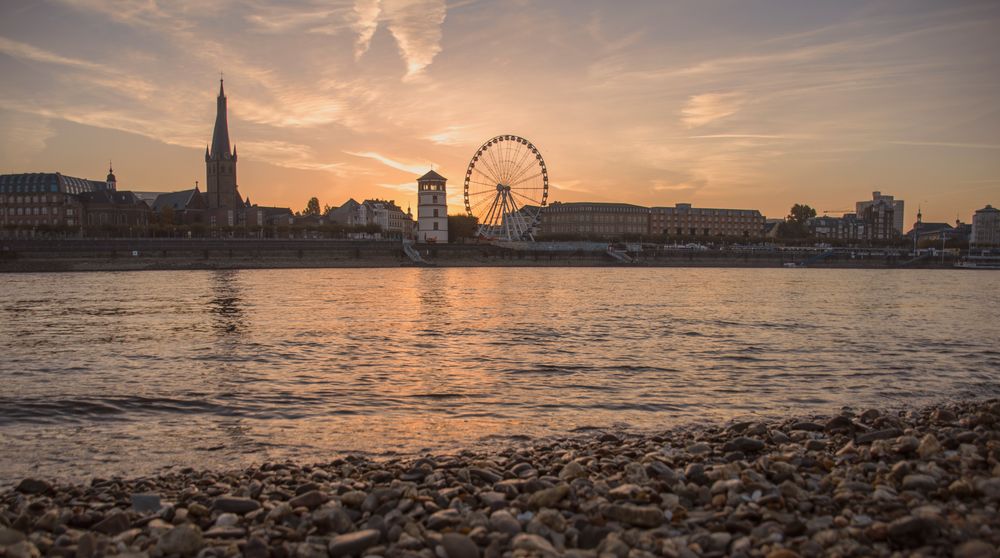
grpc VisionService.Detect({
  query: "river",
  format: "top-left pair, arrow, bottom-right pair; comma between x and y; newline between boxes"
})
1,267 -> 997,483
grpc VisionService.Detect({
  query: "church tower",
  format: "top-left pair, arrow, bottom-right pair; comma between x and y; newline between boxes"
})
416,170 -> 448,243
105,161 -> 117,191
205,79 -> 241,209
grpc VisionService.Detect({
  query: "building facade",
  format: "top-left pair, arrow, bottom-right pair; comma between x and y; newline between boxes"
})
971,204 -> 1000,247
856,191 -> 904,236
0,170 -> 150,233
541,202 -> 648,238
539,201 -> 764,239
650,203 -> 764,238
416,170 -> 448,243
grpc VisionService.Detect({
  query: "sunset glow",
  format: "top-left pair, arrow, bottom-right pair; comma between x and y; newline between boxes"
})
1,1 -> 998,222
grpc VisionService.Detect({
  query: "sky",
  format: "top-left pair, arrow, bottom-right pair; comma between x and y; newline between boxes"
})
1,0 -> 999,223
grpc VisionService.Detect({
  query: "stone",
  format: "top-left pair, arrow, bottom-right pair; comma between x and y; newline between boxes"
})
489,510 -> 522,536
512,533 -> 559,557
917,434 -> 942,458
340,490 -> 367,507
767,549 -> 801,558
441,532 -> 480,558
790,421 -> 824,432
887,516 -> 939,546
328,529 -> 380,557
723,437 -> 764,453
528,484 -> 569,508
0,527 -> 27,545
213,496 -> 260,514
131,493 -> 162,513
687,442 -> 711,455
156,524 -> 204,556
603,504 -> 663,528
15,478 -> 51,494
214,513 -> 239,527
428,508 -> 463,530
92,512 -> 131,535
5,541 -> 40,558
558,460 -> 587,480
856,428 -> 902,444
289,490 -> 328,510
894,435 -> 919,454
902,474 -> 937,492
954,540 -> 996,558
76,532 -> 97,558
244,536 -> 270,558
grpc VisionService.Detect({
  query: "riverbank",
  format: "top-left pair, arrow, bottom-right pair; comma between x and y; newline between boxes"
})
0,239 -> 962,272
2,399 -> 997,558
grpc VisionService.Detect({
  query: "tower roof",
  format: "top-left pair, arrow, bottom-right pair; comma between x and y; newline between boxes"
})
210,79 -> 232,158
417,169 -> 446,182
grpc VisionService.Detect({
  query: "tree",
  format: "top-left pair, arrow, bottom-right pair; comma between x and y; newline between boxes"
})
778,203 -> 816,239
303,197 -> 321,216
448,214 -> 479,242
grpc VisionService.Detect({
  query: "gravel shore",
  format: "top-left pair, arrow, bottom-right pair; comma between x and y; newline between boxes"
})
2,399 -> 999,558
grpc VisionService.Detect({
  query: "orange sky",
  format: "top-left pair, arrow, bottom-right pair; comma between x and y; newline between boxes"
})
1,0 -> 999,223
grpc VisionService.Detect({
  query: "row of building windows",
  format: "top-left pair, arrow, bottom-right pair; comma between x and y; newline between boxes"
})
0,195 -> 72,204
2,207 -> 63,216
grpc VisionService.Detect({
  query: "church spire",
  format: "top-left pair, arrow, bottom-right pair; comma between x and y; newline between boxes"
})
210,77 -> 232,159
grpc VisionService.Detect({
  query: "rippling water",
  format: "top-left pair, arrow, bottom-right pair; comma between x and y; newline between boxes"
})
1,268 -> 998,483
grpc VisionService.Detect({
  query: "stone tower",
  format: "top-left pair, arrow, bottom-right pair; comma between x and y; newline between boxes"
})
416,170 -> 448,243
205,79 -> 242,209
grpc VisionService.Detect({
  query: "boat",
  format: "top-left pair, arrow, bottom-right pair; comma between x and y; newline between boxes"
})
955,254 -> 1000,269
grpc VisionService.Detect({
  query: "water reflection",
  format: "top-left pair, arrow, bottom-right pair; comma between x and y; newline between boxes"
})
208,270 -> 246,336
0,267 -> 998,483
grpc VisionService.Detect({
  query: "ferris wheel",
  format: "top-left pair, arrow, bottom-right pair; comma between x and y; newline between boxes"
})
463,135 -> 549,241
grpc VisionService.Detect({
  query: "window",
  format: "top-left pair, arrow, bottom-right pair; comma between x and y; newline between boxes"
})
433,209 -> 439,217
433,222 -> 439,230
432,195 -> 438,204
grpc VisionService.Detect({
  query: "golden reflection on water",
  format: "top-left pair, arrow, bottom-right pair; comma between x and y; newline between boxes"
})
0,267 -> 998,481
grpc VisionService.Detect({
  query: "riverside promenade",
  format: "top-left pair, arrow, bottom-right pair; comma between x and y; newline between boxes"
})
0,239 -> 958,272
1,399 -> 998,557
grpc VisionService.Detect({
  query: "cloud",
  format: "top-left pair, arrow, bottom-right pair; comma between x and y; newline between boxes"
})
0,110 -> 54,163
383,0 -> 447,78
681,93 -> 744,128
345,150 -> 431,174
239,140 -> 352,175
887,140 -> 1000,150
351,0 -> 382,59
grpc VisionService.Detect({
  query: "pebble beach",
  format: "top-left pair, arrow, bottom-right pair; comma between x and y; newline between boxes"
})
2,399 -> 999,558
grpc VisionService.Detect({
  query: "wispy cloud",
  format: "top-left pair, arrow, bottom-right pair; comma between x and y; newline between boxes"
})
351,0 -> 382,59
383,0 -> 447,78
345,151 -> 431,174
681,93 -> 744,128
887,140 -> 1000,150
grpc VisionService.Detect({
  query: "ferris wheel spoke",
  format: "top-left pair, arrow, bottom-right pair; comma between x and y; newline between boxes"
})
472,166 -> 499,184
487,145 -> 507,185
504,142 -> 520,183
467,186 -> 498,197
475,157 -> 502,186
510,171 -> 544,188
511,188 -> 542,205
470,192 -> 496,211
507,146 -> 533,186
507,153 -> 541,186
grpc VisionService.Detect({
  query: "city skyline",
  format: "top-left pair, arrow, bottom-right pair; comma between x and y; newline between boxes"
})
1,1 -> 999,223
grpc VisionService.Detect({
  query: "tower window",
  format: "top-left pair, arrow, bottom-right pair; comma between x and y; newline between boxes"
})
433,209 -> 439,217
433,222 -> 439,230
432,195 -> 437,204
